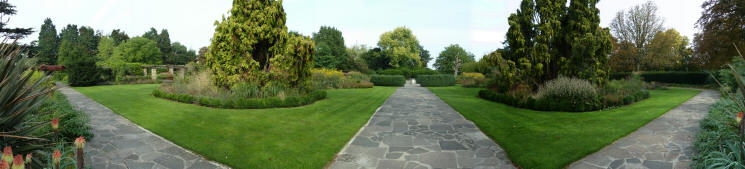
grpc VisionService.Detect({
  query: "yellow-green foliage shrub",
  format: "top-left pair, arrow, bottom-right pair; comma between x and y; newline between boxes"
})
461,72 -> 487,88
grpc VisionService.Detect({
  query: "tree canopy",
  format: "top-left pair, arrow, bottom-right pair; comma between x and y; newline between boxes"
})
692,0 -> 745,69
206,0 -> 314,88
312,26 -> 350,70
113,37 -> 162,64
378,27 -> 422,68
610,1 -> 664,71
497,0 -> 612,90
0,0 -> 32,39
434,44 -> 475,74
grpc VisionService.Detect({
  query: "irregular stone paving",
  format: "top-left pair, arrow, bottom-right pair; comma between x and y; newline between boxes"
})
569,89 -> 720,169
57,84 -> 229,169
329,80 -> 516,169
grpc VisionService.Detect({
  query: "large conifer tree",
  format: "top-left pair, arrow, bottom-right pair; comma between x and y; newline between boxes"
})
37,18 -> 59,65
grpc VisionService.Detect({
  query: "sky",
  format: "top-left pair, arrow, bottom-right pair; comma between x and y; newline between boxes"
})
10,0 -> 704,67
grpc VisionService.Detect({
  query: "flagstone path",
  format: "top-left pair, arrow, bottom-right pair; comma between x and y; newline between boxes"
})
57,83 -> 229,169
568,89 -> 720,169
328,81 -> 516,169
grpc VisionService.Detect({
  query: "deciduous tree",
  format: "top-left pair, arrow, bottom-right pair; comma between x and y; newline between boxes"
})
692,0 -> 745,69
113,37 -> 162,64
610,1 -> 664,71
434,44 -> 475,74
378,27 -> 422,68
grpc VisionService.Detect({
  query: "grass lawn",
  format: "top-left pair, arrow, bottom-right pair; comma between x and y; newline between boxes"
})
74,84 -> 397,169
428,86 -> 701,169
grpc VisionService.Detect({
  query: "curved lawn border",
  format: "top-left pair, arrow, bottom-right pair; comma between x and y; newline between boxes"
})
428,86 -> 700,169
152,88 -> 327,109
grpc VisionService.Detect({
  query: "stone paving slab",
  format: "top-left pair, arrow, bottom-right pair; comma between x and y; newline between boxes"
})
568,89 -> 720,169
328,81 -> 516,169
57,83 -> 230,169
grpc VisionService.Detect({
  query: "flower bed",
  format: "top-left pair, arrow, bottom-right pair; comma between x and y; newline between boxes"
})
153,89 -> 326,109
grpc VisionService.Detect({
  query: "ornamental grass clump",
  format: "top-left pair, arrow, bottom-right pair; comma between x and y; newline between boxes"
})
535,76 -> 600,111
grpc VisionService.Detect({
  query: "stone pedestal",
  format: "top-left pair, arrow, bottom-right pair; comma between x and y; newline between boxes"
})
168,67 -> 174,75
178,68 -> 185,78
143,68 -> 148,77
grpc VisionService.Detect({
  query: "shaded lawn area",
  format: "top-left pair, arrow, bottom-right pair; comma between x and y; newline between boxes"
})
74,84 -> 397,169
428,86 -> 700,169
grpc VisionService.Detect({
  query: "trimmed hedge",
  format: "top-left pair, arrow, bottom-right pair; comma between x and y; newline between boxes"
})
478,89 -> 650,112
610,72 -> 712,84
370,75 -> 406,86
377,68 -> 438,79
416,74 -> 455,87
152,89 -> 327,109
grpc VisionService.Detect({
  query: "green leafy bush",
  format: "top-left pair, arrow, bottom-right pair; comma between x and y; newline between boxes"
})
416,74 -> 455,87
67,59 -> 103,86
370,75 -> 406,86
153,89 -> 326,109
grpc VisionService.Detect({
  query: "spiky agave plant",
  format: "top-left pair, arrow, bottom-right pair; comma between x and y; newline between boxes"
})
0,41 -> 56,154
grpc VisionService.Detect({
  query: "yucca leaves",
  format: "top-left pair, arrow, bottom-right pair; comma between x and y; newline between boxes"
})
0,41 -> 56,152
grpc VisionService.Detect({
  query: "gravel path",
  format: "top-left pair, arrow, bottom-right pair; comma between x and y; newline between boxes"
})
57,83 -> 230,169
568,89 -> 720,169
328,81 -> 516,169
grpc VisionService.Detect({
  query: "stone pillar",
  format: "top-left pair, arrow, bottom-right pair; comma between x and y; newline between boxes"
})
168,67 -> 174,75
143,68 -> 148,77
151,68 -> 157,81
179,68 -> 185,78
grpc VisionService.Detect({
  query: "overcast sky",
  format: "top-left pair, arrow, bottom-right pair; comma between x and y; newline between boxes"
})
9,0 -> 704,67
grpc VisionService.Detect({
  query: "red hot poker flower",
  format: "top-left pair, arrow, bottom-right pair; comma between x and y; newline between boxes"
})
52,150 -> 61,165
24,154 -> 30,164
1,147 -> 11,164
74,136 -> 86,149
0,160 -> 8,169
51,118 -> 59,130
10,155 -> 23,169
738,112 -> 743,124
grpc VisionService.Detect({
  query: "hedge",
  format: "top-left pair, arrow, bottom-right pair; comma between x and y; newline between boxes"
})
416,74 -> 455,87
370,75 -> 406,86
377,68 -> 438,79
478,89 -> 650,112
610,72 -> 712,84
153,89 -> 327,109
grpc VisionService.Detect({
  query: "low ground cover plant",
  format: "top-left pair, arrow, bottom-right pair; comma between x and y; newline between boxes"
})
416,74 -> 455,87
370,75 -> 406,86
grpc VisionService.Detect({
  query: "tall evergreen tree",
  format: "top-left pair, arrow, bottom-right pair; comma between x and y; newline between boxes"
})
498,0 -> 612,89
0,0 -> 32,39
418,44 -> 431,68
158,29 -> 172,64
37,18 -> 59,65
561,0 -> 612,84
312,26 -> 349,70
207,0 -> 314,88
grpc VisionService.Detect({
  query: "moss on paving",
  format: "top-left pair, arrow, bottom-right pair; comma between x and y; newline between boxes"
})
74,84 -> 397,169
428,86 -> 700,169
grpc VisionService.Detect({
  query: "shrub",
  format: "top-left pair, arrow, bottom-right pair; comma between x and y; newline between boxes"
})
460,72 -> 487,88
377,68 -> 438,79
371,75 -> 406,86
312,68 -> 345,89
67,59 -> 103,86
612,71 -> 713,84
534,77 -> 600,111
416,74 -> 456,87
153,89 -> 326,109
30,93 -> 93,142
